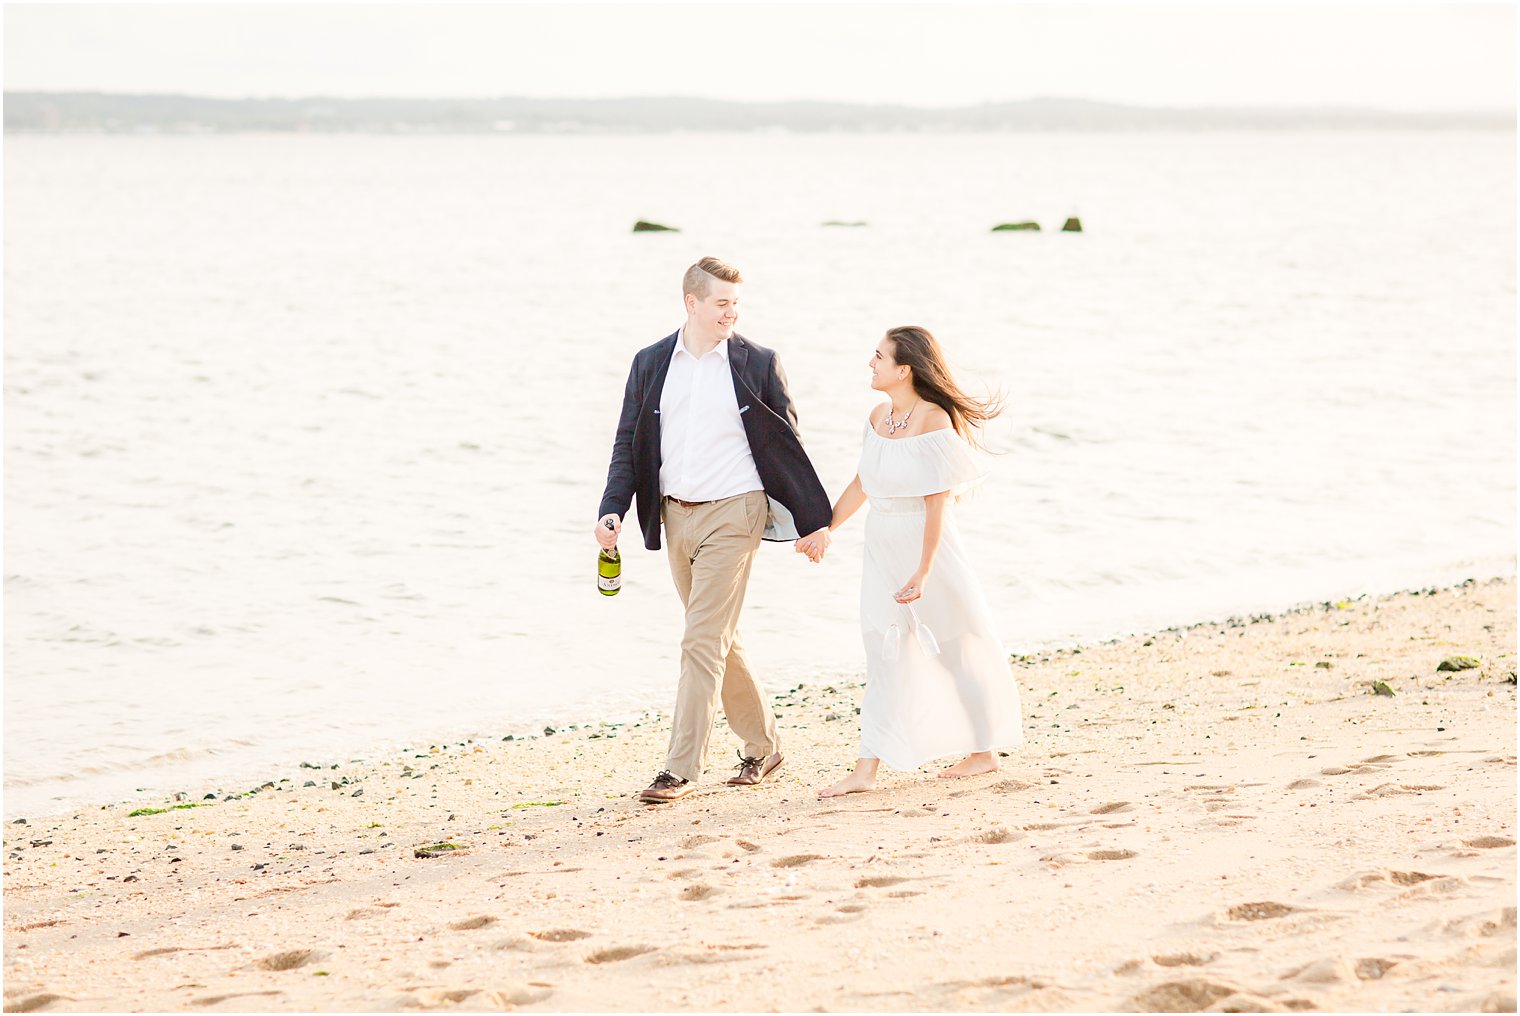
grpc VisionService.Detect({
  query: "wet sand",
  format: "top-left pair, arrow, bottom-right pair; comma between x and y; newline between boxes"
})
4,579 -> 1515,1013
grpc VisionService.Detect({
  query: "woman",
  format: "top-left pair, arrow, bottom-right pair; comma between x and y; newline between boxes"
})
802,326 -> 1023,798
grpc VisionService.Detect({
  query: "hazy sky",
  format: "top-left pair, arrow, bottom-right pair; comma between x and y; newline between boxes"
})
4,3 -> 1515,111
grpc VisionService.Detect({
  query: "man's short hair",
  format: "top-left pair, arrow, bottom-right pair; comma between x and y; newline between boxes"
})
682,256 -> 743,301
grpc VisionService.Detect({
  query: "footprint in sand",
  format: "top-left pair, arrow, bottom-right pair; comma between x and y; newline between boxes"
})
1287,779 -> 1322,790
653,951 -> 754,967
816,911 -> 865,926
190,990 -> 283,1007
734,840 -> 761,853
1463,836 -> 1515,849
1435,906 -> 1516,939
1361,754 -> 1401,763
887,890 -> 924,898
134,944 -> 238,960
1152,951 -> 1217,967
585,945 -> 657,964
528,929 -> 591,943
5,994 -> 72,1013
679,884 -> 718,901
1321,763 -> 1388,776
949,778 -> 1034,799
856,876 -> 909,888
1089,802 -> 1134,815
1355,783 -> 1444,799
1226,901 -> 1300,922
1354,957 -> 1400,980
448,915 -> 497,931
1184,786 -> 1244,816
682,834 -> 722,849
1126,979 -> 1238,1012
919,975 -> 1067,1010
417,989 -> 480,1006
483,987 -> 554,1007
770,854 -> 824,868
1339,869 -> 1445,891
725,894 -> 807,910
1087,849 -> 1137,861
1289,955 -> 1411,989
1283,958 -> 1359,984
254,949 -> 321,971
969,827 -> 1025,845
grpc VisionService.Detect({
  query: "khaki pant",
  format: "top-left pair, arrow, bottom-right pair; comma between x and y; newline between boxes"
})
661,489 -> 780,782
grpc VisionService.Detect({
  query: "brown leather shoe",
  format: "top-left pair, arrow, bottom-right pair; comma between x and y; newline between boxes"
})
638,770 -> 693,804
726,751 -> 784,786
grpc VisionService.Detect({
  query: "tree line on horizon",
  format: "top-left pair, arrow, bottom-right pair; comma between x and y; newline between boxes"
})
5,92 -> 1511,133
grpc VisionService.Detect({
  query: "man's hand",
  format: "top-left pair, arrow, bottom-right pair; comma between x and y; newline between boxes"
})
595,514 -> 621,550
795,527 -> 831,563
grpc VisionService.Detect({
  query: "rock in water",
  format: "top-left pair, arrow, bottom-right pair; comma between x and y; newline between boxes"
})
1062,216 -> 1083,232
632,220 -> 679,233
1437,656 -> 1480,671
992,221 -> 1041,232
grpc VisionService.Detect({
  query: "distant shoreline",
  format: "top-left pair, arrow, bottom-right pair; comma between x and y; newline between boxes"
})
6,91 -> 1513,134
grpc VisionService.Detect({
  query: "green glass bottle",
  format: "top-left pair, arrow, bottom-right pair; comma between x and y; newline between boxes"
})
597,520 -> 621,596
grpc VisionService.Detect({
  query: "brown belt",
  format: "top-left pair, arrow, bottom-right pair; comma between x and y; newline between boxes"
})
665,496 -> 716,509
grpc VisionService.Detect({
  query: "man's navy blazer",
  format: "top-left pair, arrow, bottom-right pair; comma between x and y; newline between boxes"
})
598,331 -> 832,552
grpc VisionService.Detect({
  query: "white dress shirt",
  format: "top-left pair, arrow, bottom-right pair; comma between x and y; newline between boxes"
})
659,327 -> 765,502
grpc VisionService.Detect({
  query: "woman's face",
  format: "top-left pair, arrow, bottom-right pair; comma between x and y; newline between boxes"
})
868,338 -> 902,391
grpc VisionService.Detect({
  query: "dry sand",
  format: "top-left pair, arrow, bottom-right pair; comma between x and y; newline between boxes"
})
4,578 -> 1515,1013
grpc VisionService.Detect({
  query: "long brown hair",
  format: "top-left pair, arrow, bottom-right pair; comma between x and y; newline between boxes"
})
885,325 -> 1004,446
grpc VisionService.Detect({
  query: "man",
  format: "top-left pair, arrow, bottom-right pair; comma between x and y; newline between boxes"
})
596,256 -> 832,804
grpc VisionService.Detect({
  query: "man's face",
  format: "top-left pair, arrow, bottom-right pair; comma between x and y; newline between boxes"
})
688,280 -> 740,339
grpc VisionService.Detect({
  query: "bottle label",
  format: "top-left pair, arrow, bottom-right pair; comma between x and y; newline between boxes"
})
597,574 -> 622,592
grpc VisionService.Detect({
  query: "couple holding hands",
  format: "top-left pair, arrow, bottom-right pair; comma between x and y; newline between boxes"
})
594,257 -> 1023,803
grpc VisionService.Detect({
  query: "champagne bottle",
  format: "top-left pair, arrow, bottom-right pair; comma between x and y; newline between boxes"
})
597,519 -> 621,596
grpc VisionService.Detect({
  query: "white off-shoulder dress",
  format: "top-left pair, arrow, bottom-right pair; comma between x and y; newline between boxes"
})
855,424 -> 1024,770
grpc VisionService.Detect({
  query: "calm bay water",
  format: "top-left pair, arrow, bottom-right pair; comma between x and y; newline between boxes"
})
5,131 -> 1514,817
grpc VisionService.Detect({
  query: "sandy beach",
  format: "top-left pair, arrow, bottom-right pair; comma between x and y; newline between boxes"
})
3,578 -> 1514,1013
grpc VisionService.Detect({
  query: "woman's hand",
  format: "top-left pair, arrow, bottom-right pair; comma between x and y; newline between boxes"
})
894,569 -> 930,603
796,527 -> 831,563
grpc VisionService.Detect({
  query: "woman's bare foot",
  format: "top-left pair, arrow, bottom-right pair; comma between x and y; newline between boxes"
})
818,759 -> 880,798
937,752 -> 998,779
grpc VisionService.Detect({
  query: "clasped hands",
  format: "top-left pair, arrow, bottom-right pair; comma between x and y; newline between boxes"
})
795,527 -> 832,564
